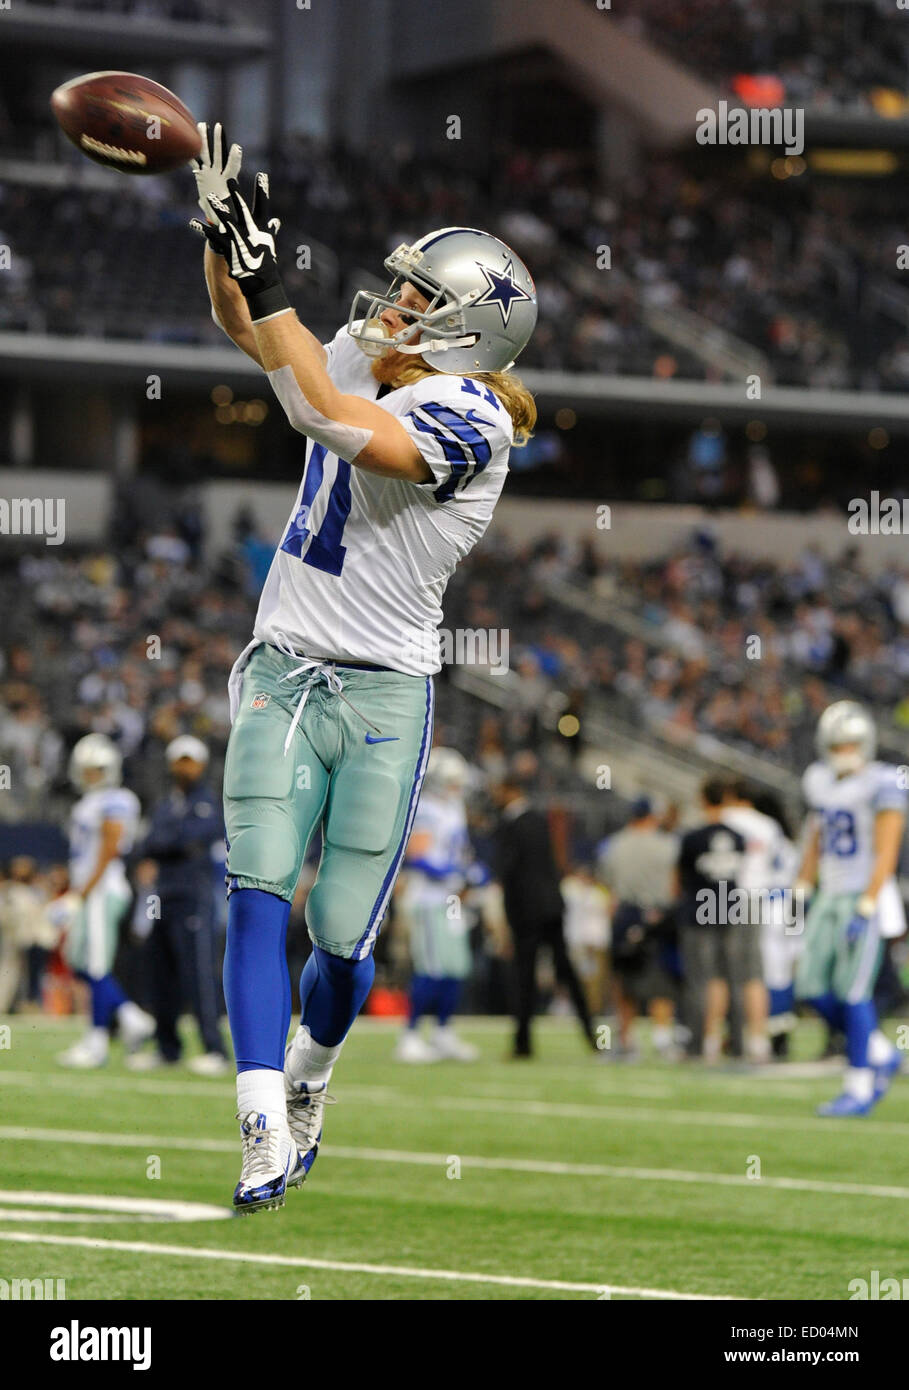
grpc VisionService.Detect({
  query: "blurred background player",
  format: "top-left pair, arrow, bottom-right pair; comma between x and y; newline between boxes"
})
495,765 -> 598,1059
561,860 -> 611,1023
395,746 -> 480,1063
598,797 -> 679,1060
675,778 -> 748,1062
795,702 -> 906,1116
129,735 -> 228,1075
715,779 -> 777,1063
749,788 -> 802,1060
58,734 -> 154,1069
0,857 -> 52,1013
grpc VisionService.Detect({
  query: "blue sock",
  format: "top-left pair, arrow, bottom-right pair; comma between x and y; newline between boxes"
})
844,1000 -> 877,1069
77,971 -> 127,1029
408,974 -> 439,1028
807,992 -> 844,1032
768,985 -> 794,1018
299,944 -> 374,1049
223,888 -> 291,1073
436,977 -> 461,1026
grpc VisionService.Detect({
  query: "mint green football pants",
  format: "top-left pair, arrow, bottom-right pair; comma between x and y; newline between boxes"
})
794,891 -> 884,1005
223,643 -> 434,961
64,884 -> 130,977
408,900 -> 473,980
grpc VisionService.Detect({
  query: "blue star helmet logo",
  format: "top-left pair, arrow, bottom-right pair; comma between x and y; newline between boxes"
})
473,259 -> 532,327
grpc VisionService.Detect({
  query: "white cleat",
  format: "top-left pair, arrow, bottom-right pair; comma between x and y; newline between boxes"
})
394,1029 -> 440,1064
118,1003 -> 156,1055
284,1048 -> 334,1188
187,1052 -> 231,1077
429,1025 -> 479,1062
58,1030 -> 109,1069
233,1110 -> 299,1213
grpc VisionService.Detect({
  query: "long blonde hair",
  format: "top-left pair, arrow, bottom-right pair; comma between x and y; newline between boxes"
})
388,362 -> 537,447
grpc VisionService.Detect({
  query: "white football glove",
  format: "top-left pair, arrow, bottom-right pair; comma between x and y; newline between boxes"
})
192,175 -> 290,321
190,122 -> 242,223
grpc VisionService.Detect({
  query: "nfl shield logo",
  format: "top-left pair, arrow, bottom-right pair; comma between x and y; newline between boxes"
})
251,692 -> 270,710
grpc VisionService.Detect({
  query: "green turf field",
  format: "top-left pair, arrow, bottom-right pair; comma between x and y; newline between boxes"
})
1,1013 -> 908,1301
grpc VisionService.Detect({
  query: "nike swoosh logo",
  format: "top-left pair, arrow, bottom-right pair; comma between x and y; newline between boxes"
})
364,734 -> 400,745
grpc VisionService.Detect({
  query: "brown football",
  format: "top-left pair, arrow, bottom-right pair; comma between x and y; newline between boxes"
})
50,70 -> 201,174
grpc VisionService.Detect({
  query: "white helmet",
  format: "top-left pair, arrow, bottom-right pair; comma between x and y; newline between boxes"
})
69,733 -> 122,792
347,226 -> 537,373
425,747 -> 470,795
816,701 -> 876,776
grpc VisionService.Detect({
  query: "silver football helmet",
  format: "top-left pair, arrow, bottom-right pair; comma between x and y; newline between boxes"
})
347,226 -> 537,373
69,733 -> 122,791
816,701 -> 876,776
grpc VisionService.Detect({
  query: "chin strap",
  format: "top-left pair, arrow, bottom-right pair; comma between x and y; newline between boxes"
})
396,334 -> 478,356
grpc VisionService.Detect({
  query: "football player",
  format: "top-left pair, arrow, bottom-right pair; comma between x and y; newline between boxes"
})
59,734 -> 154,1068
794,702 -> 906,1115
748,788 -> 803,1059
395,746 -> 480,1063
190,125 -> 537,1210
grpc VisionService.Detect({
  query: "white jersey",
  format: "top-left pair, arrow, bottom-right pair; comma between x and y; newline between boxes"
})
721,806 -> 787,890
69,786 -> 140,895
403,790 -> 470,906
561,875 -> 611,949
253,325 -> 513,675
802,759 -> 907,897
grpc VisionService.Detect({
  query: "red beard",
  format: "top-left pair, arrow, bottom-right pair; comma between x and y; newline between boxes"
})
369,346 -> 427,387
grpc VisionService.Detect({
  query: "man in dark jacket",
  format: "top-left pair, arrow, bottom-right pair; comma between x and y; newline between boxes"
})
130,736 -> 228,1074
495,769 -> 597,1059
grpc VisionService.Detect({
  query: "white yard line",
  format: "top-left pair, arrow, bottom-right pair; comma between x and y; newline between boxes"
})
0,1189 -> 230,1220
2,1067 -> 909,1133
1,1126 -> 907,1200
0,1229 -> 734,1299
0,1125 -> 235,1152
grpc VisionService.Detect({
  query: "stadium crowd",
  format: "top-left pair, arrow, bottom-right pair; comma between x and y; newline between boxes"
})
447,526 -> 909,775
621,0 -> 909,111
2,493 -> 908,828
3,131 -> 909,388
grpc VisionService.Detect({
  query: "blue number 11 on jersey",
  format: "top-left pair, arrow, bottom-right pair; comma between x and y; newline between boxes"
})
280,443 -> 352,577
280,382 -> 499,577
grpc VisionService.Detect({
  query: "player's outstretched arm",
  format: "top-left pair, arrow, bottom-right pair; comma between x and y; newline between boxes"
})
251,310 -> 431,482
202,243 -> 264,367
189,122 -> 264,367
200,175 -> 432,483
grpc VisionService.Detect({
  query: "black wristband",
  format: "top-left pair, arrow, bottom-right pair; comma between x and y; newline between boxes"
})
241,278 -> 292,323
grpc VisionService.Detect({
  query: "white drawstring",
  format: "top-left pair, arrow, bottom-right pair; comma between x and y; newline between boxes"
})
272,632 -> 383,754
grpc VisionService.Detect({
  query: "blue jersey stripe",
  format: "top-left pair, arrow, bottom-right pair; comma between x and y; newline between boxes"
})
417,226 -> 486,252
408,402 -> 494,502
